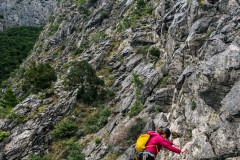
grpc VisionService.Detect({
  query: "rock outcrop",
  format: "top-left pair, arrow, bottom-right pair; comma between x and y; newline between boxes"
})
0,0 -> 56,30
0,0 -> 239,159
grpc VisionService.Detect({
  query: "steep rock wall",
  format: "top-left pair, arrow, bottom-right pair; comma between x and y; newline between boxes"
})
0,0 -> 56,30
0,0 -> 239,159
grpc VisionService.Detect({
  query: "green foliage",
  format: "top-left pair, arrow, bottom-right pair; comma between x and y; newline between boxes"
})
116,1 -> 153,32
154,105 -> 162,113
22,62 -> 57,93
94,137 -> 101,144
191,100 -> 197,110
64,60 -> 104,103
197,0 -> 205,7
129,73 -> 143,117
82,107 -> 111,135
77,0 -> 93,18
131,73 -> 143,88
48,20 -> 61,36
52,118 -> 78,139
28,154 -> 47,160
91,32 -> 108,44
63,140 -> 85,160
0,130 -> 10,142
0,26 -> 42,84
74,38 -> 89,54
126,118 -> 145,145
0,88 -> 18,109
128,101 -> 144,118
137,45 -> 149,55
77,0 -> 87,5
160,75 -> 170,85
136,0 -> 146,8
0,88 -> 20,119
100,9 -> 109,19
149,47 -> 160,58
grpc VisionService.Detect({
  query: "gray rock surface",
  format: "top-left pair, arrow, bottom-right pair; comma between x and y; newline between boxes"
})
0,0 -> 240,159
0,0 -> 56,29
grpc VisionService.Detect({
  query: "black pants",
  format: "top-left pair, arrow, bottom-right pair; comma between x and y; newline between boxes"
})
138,152 -> 155,160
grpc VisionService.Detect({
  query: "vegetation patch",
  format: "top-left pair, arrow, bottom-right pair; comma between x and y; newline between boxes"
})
0,88 -> 19,119
137,45 -> 149,55
80,106 -> 111,136
48,20 -> 62,36
0,130 -> 10,142
94,137 -> 102,144
149,46 -> 160,59
128,73 -> 144,117
116,0 -> 153,32
91,32 -> 108,44
36,139 -> 85,160
0,26 -> 42,84
64,60 -> 105,103
159,74 -> 170,85
21,62 -> 57,94
52,118 -> 78,140
191,100 -> 197,110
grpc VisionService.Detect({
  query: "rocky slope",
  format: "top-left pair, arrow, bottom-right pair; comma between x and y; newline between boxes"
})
0,0 -> 56,30
0,0 -> 240,159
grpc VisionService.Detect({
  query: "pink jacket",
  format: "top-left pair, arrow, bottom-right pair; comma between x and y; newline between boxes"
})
145,131 -> 181,157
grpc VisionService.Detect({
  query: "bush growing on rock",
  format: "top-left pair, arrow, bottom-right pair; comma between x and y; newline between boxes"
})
0,88 -> 18,109
64,60 -> 105,103
22,62 -> 57,93
0,130 -> 10,142
28,154 -> 47,160
52,118 -> 78,139
0,88 -> 19,118
149,46 -> 160,59
63,140 -> 85,160
81,106 -> 111,135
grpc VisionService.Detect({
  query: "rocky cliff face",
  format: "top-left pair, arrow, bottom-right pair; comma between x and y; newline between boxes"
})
0,0 -> 240,159
0,0 -> 56,30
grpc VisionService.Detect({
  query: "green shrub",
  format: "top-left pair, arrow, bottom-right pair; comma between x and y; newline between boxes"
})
131,73 -> 143,88
159,75 -> 170,85
63,140 -> 85,160
64,60 -> 104,103
48,20 -> 61,36
137,45 -> 149,55
0,88 -> 18,108
28,154 -> 47,160
75,38 -> 89,54
22,62 -> 57,93
129,73 -> 143,117
81,106 -> 111,136
94,138 -> 101,144
0,88 -> 19,119
0,130 -> 10,142
149,47 -> 160,58
0,26 -> 42,84
128,101 -> 143,118
91,32 -> 108,44
191,100 -> 197,110
52,118 -> 78,139
136,0 -> 146,8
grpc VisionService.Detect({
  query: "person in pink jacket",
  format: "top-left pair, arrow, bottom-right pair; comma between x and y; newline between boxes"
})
138,128 -> 185,160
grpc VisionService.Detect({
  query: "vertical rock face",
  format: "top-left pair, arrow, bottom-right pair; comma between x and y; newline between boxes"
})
0,0 -> 240,159
0,0 -> 56,29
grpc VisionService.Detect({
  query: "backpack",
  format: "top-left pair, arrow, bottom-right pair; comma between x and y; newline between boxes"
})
135,134 -> 150,152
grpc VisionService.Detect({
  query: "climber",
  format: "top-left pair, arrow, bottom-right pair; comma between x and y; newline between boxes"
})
138,128 -> 186,160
